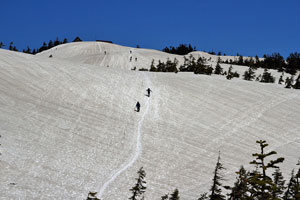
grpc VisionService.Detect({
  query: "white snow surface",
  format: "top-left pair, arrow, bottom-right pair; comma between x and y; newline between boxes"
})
0,42 -> 300,200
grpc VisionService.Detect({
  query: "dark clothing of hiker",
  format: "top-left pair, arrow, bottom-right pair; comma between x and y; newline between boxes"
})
136,102 -> 140,112
146,88 -> 152,97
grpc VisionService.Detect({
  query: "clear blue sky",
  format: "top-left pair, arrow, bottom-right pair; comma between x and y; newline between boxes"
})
0,0 -> 299,57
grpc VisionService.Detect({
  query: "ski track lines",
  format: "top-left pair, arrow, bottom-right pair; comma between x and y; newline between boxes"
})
98,73 -> 151,198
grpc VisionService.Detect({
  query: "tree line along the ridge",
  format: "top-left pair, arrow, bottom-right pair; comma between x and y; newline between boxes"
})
140,55 -> 300,90
161,44 -> 300,75
87,140 -> 300,200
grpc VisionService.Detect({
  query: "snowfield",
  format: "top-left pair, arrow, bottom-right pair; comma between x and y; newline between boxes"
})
0,42 -> 300,200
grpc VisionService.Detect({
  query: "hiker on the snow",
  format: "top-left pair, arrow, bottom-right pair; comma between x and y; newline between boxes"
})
136,101 -> 141,112
146,88 -> 152,97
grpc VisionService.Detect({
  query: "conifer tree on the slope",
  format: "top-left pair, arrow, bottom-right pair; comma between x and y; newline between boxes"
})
228,166 -> 249,200
260,69 -> 275,83
271,168 -> 286,199
243,66 -> 256,81
226,66 -> 234,80
284,170 -> 295,200
149,59 -> 157,72
284,168 -> 300,200
0,42 -> 4,48
285,77 -> 293,88
248,140 -> 284,199
214,62 -> 223,75
293,74 -> 300,89
209,152 -> 226,200
129,167 -> 147,200
169,188 -> 180,200
285,167 -> 300,200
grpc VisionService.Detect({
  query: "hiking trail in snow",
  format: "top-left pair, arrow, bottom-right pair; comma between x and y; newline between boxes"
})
98,72 -> 152,198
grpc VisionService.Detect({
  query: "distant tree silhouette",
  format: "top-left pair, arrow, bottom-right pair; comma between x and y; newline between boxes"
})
163,44 -> 196,55
73,36 -> 82,42
286,52 -> 300,75
243,67 -> 256,81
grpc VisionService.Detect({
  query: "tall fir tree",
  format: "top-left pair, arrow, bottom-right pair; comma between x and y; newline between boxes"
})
129,167 -> 147,200
248,140 -> 284,199
209,152 -> 226,200
271,168 -> 286,199
229,166 -> 249,200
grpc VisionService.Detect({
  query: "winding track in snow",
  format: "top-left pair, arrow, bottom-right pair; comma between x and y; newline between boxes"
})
98,72 -> 152,198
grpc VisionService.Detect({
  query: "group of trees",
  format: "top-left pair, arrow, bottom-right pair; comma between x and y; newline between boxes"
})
87,140 -> 300,200
0,36 -> 82,55
162,44 -> 196,55
148,55 -> 300,89
149,58 -> 179,73
222,53 -> 300,75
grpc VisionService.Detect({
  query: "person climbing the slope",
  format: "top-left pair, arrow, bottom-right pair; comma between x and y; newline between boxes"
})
136,101 -> 141,112
146,88 -> 152,97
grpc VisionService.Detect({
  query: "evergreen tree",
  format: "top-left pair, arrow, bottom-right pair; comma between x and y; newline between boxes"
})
285,77 -> 293,89
156,60 -> 166,72
243,67 -> 256,81
73,36 -> 82,42
286,52 -> 300,75
63,38 -> 68,44
149,59 -> 157,72
214,62 -> 223,75
165,58 -> 178,73
169,188 -> 180,200
38,42 -> 48,53
48,40 -> 54,49
260,69 -> 275,83
0,42 -> 4,48
229,166 -> 249,200
209,152 -> 226,200
129,167 -> 147,200
226,66 -> 234,80
288,168 -> 300,200
271,168 -> 286,199
9,42 -> 13,50
293,74 -> 300,89
248,140 -> 284,199
237,55 -> 244,65
54,37 -> 60,46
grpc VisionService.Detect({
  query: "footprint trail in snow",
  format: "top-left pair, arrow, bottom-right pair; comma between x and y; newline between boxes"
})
98,73 -> 152,198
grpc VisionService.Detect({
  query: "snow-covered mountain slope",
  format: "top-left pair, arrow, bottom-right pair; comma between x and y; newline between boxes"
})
36,42 -> 259,71
1,43 -> 300,200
